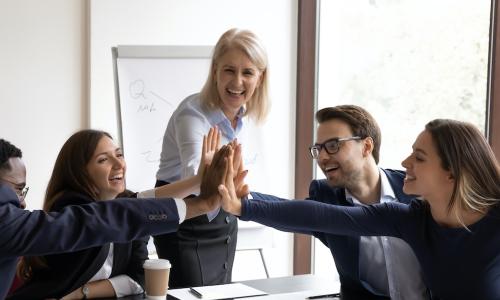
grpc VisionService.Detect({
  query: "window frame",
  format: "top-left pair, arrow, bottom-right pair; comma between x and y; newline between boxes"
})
294,0 -> 500,273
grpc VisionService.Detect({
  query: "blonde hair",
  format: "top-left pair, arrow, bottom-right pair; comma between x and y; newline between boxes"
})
200,28 -> 269,123
425,119 -> 500,228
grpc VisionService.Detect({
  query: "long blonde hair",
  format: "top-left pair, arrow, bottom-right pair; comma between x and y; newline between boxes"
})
200,28 -> 269,123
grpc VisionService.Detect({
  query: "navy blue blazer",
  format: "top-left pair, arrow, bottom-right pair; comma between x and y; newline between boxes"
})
250,169 -> 414,296
0,184 -> 180,299
9,191 -> 150,299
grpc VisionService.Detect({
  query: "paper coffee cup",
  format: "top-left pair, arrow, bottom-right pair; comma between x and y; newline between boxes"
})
143,259 -> 171,299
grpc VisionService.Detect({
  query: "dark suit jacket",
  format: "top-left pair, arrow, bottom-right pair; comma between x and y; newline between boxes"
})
0,184 -> 180,299
153,180 -> 238,288
251,169 -> 414,299
9,191 -> 149,299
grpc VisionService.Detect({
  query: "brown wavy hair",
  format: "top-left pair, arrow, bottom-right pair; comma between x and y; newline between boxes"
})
17,129 -> 112,280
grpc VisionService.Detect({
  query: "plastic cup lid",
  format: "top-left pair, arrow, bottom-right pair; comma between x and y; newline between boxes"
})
143,259 -> 171,269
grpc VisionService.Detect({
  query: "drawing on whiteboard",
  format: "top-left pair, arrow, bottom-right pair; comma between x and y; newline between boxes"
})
140,150 -> 160,163
129,79 -> 174,113
137,101 -> 156,113
150,91 -> 173,108
130,79 -> 146,99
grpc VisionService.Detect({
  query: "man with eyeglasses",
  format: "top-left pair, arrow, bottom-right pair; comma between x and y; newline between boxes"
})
0,139 -> 28,209
0,138 -> 230,299
249,106 -> 428,300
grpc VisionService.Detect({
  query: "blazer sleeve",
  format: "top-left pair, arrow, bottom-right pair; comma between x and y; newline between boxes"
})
0,185 -> 180,257
249,192 -> 315,235
239,196 -> 415,239
123,237 -> 149,288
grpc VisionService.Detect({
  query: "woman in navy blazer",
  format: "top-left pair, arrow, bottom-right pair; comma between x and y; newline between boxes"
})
10,128 -> 220,299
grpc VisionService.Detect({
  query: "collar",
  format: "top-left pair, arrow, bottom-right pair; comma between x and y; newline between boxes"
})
346,168 -> 396,206
205,106 -> 245,140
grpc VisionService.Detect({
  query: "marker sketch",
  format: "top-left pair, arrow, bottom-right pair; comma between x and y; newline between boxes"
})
129,79 -> 174,112
140,150 -> 161,163
150,91 -> 174,109
130,80 -> 146,100
137,101 -> 156,113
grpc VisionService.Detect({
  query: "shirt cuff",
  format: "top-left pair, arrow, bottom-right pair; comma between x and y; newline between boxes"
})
174,198 -> 186,224
108,275 -> 143,298
137,189 -> 155,198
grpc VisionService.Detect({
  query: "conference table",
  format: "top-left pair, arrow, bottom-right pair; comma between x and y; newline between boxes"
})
121,274 -> 340,299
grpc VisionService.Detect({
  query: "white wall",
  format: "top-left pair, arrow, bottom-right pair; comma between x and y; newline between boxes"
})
0,0 -> 87,209
0,0 -> 298,279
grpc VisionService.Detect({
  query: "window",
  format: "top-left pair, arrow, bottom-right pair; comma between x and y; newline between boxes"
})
313,0 -> 492,276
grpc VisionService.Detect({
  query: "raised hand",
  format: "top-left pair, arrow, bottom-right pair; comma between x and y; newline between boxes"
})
186,145 -> 232,219
228,141 -> 249,198
197,126 -> 221,177
199,144 -> 231,200
217,145 -> 243,216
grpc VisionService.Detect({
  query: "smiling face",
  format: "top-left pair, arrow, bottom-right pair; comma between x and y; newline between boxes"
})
316,119 -> 367,189
86,136 -> 126,201
401,130 -> 454,204
214,48 -> 262,119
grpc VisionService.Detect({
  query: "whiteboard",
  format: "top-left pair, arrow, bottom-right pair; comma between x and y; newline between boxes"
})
113,45 -> 278,259
113,46 -> 212,191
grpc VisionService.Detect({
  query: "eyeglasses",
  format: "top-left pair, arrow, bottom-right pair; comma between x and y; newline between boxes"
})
309,136 -> 362,159
0,178 -> 29,199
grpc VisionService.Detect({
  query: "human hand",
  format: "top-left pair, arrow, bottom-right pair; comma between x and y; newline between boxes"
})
185,145 -> 231,219
230,142 -> 249,198
197,126 -> 221,178
199,144 -> 231,200
217,145 -> 243,216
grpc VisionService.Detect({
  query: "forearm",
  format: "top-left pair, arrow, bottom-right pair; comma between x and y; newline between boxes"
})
184,196 -> 215,220
240,199 -> 405,238
0,198 -> 179,257
62,279 -> 115,299
154,175 -> 200,198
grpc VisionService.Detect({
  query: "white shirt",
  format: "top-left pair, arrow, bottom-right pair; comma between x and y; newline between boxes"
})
347,169 -> 428,300
88,244 -> 143,298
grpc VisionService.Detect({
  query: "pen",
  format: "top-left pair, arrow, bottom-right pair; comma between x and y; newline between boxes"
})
189,287 -> 203,298
306,293 -> 341,299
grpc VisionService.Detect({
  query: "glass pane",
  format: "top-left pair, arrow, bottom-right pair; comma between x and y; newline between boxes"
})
314,0 -> 491,276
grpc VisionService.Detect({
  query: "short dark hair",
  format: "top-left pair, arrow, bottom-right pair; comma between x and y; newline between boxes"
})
315,105 -> 381,163
0,139 -> 23,173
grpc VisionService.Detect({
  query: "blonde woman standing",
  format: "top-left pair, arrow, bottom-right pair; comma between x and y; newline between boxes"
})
154,28 -> 269,288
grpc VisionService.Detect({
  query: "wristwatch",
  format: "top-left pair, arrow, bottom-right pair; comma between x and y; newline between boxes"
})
81,284 -> 90,299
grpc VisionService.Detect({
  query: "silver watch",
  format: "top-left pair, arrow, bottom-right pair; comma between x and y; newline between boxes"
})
81,284 -> 90,299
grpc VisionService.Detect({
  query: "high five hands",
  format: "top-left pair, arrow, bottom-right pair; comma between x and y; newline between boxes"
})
197,141 -> 248,216
217,144 -> 246,216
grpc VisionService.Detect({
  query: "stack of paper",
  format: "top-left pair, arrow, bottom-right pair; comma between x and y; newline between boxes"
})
168,282 -> 267,300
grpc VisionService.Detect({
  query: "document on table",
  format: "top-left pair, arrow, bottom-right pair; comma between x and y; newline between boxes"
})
168,282 -> 267,300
